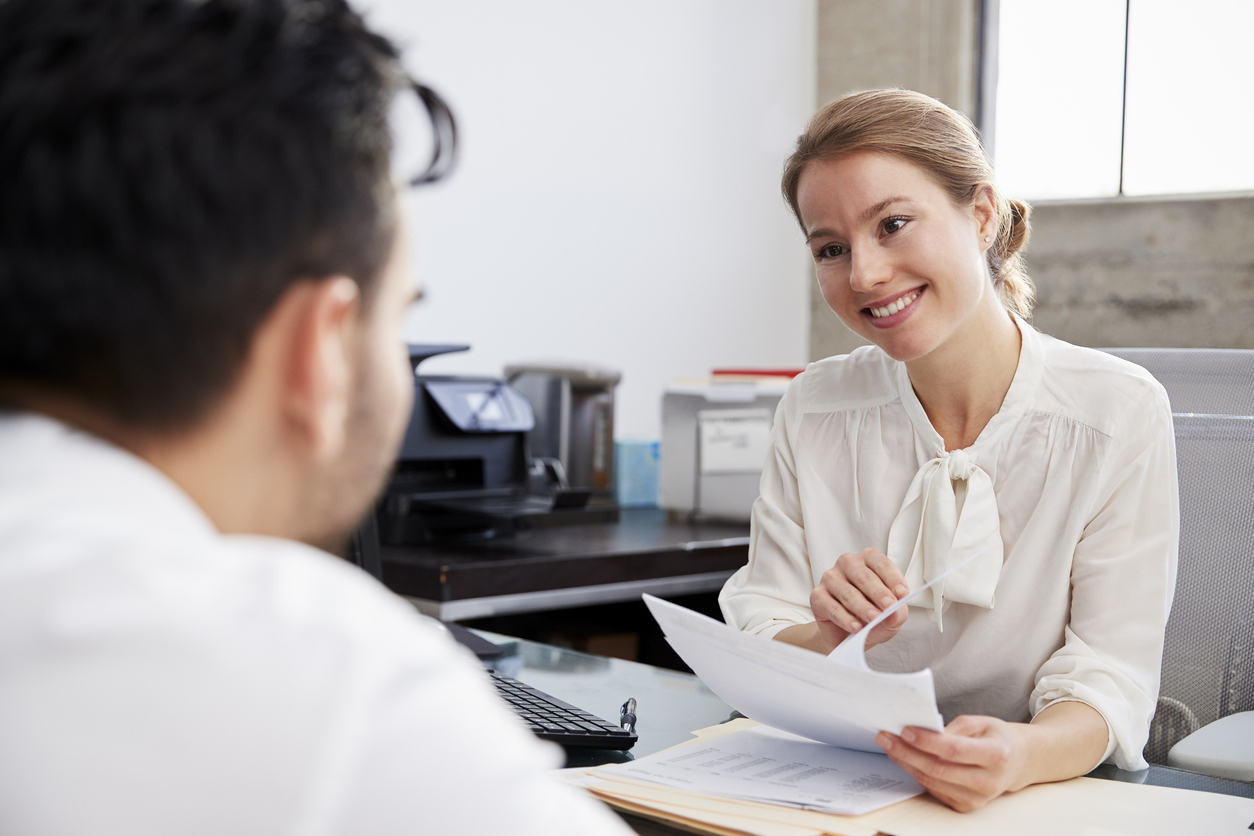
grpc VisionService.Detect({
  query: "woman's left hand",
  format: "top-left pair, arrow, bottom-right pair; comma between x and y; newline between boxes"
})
875,715 -> 1029,812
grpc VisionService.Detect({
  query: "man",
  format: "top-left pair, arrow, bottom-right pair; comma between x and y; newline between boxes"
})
0,0 -> 630,832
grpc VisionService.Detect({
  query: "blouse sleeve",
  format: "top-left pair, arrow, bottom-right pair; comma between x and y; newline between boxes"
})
1030,379 -> 1178,771
718,373 -> 818,638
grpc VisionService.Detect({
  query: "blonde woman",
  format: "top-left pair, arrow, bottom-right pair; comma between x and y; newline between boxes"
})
719,89 -> 1177,811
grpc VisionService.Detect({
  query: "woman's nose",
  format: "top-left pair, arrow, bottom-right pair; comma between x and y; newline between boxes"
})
848,244 -> 892,294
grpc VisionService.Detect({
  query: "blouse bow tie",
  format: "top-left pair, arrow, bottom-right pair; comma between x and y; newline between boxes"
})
885,447 -> 1004,630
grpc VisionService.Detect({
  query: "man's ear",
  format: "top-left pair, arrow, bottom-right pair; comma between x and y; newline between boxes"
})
278,276 -> 362,463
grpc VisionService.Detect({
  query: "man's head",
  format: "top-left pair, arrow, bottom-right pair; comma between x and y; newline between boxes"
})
0,0 -> 445,549
0,0 -> 403,427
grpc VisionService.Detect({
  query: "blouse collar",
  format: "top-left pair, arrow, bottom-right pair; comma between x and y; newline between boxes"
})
892,311 -> 1044,455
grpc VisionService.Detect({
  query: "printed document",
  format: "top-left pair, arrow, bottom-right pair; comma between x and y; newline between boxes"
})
642,593 -> 942,753
601,724 -> 923,815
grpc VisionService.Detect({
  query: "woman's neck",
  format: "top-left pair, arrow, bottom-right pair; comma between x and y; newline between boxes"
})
905,297 -> 1022,452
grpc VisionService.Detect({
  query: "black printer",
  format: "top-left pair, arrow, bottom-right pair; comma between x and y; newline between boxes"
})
375,345 -> 600,543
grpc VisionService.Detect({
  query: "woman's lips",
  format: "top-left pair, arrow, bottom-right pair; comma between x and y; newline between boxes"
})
863,286 -> 924,329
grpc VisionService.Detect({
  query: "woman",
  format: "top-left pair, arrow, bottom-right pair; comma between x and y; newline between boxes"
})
718,89 -> 1178,812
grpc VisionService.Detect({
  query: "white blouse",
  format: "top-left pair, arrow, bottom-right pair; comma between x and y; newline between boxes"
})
719,317 -> 1178,770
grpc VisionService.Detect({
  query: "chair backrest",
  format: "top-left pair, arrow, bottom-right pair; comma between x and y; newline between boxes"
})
1102,348 -> 1254,764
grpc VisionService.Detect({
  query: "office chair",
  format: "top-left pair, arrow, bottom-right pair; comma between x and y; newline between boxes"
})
1103,348 -> 1254,781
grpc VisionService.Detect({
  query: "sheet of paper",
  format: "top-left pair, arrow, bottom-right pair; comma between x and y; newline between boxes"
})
600,726 -> 922,816
643,548 -> 987,752
642,595 -> 942,752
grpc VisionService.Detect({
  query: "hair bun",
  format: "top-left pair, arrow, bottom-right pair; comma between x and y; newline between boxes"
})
1004,198 -> 1031,258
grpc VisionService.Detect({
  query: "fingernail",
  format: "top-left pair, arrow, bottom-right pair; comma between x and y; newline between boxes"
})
850,621 -> 861,631
902,728 -> 916,742
865,609 -> 878,622
880,596 -> 895,608
895,585 -> 908,597
875,733 -> 891,750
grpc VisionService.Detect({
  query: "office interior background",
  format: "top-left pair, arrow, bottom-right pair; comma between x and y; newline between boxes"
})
362,0 -> 1254,467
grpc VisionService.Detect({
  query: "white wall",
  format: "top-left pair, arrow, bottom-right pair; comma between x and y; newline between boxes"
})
355,0 -> 816,439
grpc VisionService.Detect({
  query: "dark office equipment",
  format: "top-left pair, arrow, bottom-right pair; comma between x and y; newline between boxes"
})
487,668 -> 637,749
505,363 -> 622,501
379,507 -> 750,624
446,621 -> 505,659
377,345 -> 598,544
347,510 -> 384,580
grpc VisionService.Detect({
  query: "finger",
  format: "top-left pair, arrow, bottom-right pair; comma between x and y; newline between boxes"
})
862,548 -> 909,598
877,732 -> 985,786
944,714 -> 992,737
902,721 -> 1008,772
877,735 -> 984,812
823,566 -> 883,627
810,586 -> 864,633
899,725 -> 1000,767
841,556 -> 900,611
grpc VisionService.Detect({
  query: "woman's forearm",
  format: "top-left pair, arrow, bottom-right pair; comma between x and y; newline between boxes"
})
773,621 -> 845,654
1009,700 -> 1110,790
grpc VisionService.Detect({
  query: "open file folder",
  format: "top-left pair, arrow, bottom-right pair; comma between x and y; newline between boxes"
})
569,719 -> 1254,836
573,586 -> 1254,833
605,564 -> 978,816
599,594 -> 942,816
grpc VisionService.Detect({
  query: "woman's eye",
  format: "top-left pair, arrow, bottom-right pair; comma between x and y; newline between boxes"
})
816,243 -> 847,260
882,217 -> 908,235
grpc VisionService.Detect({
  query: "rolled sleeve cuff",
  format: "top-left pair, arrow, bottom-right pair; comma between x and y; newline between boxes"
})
1032,696 -> 1119,767
1032,682 -> 1145,770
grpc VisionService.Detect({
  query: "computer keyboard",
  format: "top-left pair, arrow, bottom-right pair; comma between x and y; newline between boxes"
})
488,668 -> 637,750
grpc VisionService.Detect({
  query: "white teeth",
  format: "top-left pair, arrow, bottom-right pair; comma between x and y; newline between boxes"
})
868,291 -> 918,318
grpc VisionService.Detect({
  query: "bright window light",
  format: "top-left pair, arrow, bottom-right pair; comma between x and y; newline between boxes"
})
994,0 -> 1126,201
1122,0 -> 1254,196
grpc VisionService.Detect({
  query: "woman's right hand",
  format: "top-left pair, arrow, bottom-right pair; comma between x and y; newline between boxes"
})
811,547 -> 910,651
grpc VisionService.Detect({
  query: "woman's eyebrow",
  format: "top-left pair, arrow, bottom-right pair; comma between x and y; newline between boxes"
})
859,196 -> 911,224
804,196 -> 916,242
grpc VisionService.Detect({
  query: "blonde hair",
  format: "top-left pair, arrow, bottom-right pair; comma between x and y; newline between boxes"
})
782,89 -> 1034,319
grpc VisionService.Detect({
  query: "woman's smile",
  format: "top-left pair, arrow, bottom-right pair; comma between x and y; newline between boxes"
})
864,286 -> 925,329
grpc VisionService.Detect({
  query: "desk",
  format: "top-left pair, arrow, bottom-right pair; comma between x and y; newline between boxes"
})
480,630 -> 1254,835
382,508 -> 749,622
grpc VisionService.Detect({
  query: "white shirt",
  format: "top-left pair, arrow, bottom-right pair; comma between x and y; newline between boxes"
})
0,413 -> 631,836
719,319 -> 1178,770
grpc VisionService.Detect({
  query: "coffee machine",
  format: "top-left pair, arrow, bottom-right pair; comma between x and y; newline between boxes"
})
504,362 -> 622,504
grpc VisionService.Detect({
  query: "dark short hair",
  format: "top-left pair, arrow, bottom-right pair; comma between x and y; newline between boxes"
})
0,0 -> 409,429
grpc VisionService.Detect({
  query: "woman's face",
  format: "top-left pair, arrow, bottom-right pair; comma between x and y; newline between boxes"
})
796,151 -> 999,363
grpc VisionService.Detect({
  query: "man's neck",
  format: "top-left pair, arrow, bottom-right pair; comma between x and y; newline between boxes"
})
9,388 -> 305,541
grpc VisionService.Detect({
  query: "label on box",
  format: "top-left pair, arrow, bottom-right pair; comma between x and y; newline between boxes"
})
698,409 -> 772,473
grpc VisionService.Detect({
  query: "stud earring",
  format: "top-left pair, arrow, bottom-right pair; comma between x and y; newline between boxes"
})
984,236 -> 991,242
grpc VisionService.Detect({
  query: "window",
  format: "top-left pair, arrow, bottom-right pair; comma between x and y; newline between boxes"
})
990,0 -> 1254,201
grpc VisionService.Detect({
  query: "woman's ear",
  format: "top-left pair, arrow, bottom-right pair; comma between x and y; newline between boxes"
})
971,184 -> 998,249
